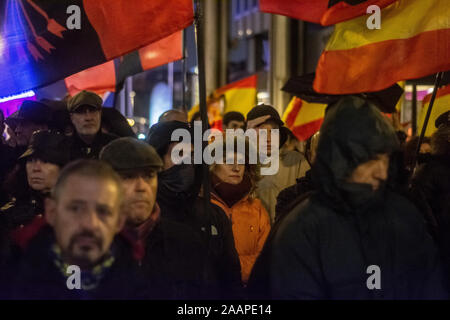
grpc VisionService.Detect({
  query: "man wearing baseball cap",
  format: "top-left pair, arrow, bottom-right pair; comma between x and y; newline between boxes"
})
100,137 -> 209,299
246,104 -> 310,224
67,90 -> 117,160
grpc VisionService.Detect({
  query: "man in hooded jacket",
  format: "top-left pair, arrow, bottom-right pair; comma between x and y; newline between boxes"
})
146,120 -> 243,299
247,96 -> 447,299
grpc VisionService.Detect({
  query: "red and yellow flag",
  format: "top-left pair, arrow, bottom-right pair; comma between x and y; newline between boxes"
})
65,32 -> 183,96
314,0 -> 450,94
282,97 -> 327,141
259,0 -> 396,26
418,85 -> 450,137
214,75 -> 257,116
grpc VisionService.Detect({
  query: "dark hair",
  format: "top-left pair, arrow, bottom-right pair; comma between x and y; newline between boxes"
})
222,111 -> 245,126
52,160 -> 123,205
404,136 -> 431,169
431,126 -> 450,156
158,109 -> 187,123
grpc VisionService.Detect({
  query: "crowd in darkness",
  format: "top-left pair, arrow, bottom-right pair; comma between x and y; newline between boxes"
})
0,90 -> 449,299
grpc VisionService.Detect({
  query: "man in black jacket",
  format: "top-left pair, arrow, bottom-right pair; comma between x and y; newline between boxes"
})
248,96 -> 447,299
67,90 -> 117,160
100,137 -> 210,299
146,120 -> 243,299
411,119 -> 450,288
7,160 -> 144,299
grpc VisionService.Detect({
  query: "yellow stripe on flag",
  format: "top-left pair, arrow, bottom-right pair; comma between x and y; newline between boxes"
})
222,88 -> 257,116
314,0 -> 450,94
327,0 -> 450,51
283,97 -> 327,141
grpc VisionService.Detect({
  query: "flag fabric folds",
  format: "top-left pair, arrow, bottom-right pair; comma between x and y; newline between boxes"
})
214,75 -> 257,116
313,0 -> 450,94
418,84 -> 450,137
282,97 -> 327,141
64,32 -> 183,96
259,0 -> 397,26
0,0 -> 193,97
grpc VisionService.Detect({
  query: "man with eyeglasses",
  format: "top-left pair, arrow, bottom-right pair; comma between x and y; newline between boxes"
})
67,91 -> 117,160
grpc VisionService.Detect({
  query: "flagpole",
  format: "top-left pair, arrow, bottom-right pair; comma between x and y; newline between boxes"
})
413,71 -> 443,170
194,0 -> 212,219
182,30 -> 188,112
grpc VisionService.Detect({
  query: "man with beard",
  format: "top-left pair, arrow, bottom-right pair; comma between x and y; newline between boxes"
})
6,160 -> 143,299
248,96 -> 447,299
67,91 -> 117,160
100,137 -> 209,299
146,121 -> 243,299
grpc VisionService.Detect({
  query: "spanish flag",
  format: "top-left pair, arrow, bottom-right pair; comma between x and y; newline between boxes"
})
259,0 -> 397,26
314,0 -> 450,94
282,97 -> 327,141
418,85 -> 450,137
64,32 -> 183,96
214,75 -> 257,116
0,0 -> 193,97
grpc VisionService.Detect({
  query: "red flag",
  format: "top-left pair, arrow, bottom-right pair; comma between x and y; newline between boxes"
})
65,32 -> 183,96
259,0 -> 397,26
0,0 -> 193,97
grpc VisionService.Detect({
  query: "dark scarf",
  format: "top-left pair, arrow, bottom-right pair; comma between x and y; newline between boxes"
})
211,173 -> 252,208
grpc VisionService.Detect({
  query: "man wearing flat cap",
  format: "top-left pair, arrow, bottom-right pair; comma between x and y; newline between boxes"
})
100,137 -> 209,299
67,90 -> 117,160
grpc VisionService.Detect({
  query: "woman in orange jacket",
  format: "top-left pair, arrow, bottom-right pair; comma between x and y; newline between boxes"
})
209,137 -> 271,284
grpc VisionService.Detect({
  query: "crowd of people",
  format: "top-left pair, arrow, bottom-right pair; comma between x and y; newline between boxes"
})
0,90 -> 449,300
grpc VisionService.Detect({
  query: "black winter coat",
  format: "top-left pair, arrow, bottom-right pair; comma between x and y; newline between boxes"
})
4,226 -> 147,299
114,218 -> 210,300
248,96 -> 447,300
157,164 -> 243,299
68,131 -> 117,160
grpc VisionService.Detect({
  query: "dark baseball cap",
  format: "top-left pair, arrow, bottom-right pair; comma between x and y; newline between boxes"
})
246,104 -> 284,127
435,110 -> 450,129
223,111 -> 245,126
100,137 -> 163,171
7,101 -> 52,127
146,120 -> 192,157
19,130 -> 70,167
67,90 -> 103,113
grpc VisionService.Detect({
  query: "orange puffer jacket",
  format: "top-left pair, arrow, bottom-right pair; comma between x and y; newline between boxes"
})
211,192 -> 271,284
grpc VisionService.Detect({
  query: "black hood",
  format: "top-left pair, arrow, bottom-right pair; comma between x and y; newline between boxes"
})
312,96 -> 400,212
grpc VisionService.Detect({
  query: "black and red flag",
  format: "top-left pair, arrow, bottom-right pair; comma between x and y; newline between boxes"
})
259,0 -> 397,26
0,0 -> 193,97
